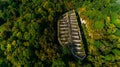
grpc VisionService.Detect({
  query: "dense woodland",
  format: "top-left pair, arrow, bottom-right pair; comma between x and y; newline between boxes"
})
0,0 -> 120,67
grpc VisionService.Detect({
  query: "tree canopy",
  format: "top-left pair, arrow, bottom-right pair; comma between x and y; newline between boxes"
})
0,0 -> 120,67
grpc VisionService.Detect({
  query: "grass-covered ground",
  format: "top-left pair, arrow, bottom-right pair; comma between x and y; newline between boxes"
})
0,0 -> 120,67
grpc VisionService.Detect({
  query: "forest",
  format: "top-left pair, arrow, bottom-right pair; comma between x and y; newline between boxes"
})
0,0 -> 120,67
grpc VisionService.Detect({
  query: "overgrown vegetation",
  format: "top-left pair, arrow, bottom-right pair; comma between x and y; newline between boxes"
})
78,0 -> 120,67
0,0 -> 120,67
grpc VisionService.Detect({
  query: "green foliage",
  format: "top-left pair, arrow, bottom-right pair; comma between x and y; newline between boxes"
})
0,0 -> 120,67
114,29 -> 120,37
106,24 -> 117,34
110,12 -> 118,24
94,21 -> 104,29
83,63 -> 92,67
104,54 -> 114,61
61,47 -> 70,55
1,44 -> 6,51
0,61 -> 11,67
22,49 -> 31,59
94,40 -> 102,48
114,19 -> 120,28
52,59 -> 65,67
116,44 -> 120,49
112,49 -> 120,56
110,12 -> 120,29
78,0 -> 120,66
16,32 -> 22,39
24,32 -> 31,40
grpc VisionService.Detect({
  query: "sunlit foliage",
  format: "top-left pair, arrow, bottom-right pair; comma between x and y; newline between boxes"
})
0,0 -> 120,67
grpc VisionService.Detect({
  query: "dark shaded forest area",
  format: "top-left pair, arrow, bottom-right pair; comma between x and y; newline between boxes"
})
0,0 -> 120,67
